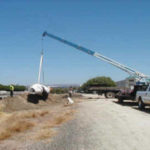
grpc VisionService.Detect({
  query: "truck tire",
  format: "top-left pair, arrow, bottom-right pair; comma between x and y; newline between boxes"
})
93,91 -> 97,94
105,92 -> 115,98
118,98 -> 123,103
138,97 -> 145,110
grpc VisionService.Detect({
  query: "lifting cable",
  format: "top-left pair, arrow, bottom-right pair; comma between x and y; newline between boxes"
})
38,37 -> 45,84
41,37 -> 45,84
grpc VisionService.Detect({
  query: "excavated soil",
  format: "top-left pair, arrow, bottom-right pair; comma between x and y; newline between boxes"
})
0,93 -> 83,150
0,93 -> 66,112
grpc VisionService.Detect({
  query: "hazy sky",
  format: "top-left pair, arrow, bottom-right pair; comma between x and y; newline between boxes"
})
0,0 -> 150,85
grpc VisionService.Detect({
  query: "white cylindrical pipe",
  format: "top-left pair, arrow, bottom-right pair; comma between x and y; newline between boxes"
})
38,53 -> 43,83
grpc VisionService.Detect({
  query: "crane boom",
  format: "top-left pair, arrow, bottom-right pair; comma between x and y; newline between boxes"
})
42,31 -> 148,80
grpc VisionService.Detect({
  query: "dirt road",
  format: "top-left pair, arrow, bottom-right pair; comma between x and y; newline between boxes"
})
27,95 -> 150,150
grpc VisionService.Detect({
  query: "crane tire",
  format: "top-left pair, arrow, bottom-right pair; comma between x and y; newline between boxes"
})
138,97 -> 145,110
118,98 -> 123,103
105,92 -> 115,98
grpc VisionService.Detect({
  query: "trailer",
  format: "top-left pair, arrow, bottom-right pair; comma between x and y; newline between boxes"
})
84,85 -> 120,98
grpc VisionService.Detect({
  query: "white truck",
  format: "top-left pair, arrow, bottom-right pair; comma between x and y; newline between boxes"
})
136,85 -> 150,109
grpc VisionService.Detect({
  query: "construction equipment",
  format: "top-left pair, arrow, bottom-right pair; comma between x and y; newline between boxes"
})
42,31 -> 150,85
28,50 -> 50,101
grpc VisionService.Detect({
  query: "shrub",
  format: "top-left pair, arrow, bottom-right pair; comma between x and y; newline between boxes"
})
51,88 -> 68,94
81,76 -> 116,90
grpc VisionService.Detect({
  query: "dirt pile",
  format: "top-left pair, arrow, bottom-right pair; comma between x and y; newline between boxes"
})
0,93 -> 75,112
0,93 -> 80,149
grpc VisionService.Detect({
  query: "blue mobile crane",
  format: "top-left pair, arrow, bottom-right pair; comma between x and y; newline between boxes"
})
42,31 -> 150,99
43,31 -> 149,83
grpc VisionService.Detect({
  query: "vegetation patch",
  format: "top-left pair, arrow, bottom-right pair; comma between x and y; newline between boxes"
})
0,84 -> 26,91
0,120 -> 34,140
81,76 -> 116,91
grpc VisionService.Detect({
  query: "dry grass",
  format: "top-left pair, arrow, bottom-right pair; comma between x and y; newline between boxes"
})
34,110 -> 75,140
0,112 -> 10,119
0,110 -> 74,141
0,131 -> 12,141
0,93 -> 76,143
39,110 -> 49,117
8,120 -> 34,132
0,120 -> 34,140
54,115 -> 67,125
0,104 -> 5,112
34,129 -> 56,140
0,110 -> 50,141
15,110 -> 50,119
54,110 -> 75,125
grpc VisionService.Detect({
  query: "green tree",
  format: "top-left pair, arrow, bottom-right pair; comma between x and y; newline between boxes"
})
81,76 -> 116,90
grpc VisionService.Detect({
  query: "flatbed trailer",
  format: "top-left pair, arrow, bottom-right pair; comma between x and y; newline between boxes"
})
85,85 -> 120,98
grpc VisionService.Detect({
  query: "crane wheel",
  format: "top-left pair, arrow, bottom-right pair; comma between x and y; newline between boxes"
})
118,98 -> 123,103
105,92 -> 115,98
138,97 -> 145,110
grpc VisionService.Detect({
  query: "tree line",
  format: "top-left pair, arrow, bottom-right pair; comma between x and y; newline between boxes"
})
0,84 -> 26,91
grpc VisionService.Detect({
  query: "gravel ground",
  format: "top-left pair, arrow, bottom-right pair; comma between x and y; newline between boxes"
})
26,95 -> 150,150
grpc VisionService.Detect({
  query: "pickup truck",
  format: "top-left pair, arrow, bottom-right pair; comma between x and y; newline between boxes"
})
116,85 -> 148,103
136,85 -> 150,109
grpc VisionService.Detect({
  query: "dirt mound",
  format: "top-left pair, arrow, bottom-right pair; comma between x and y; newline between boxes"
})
0,93 -> 82,149
0,93 -> 70,112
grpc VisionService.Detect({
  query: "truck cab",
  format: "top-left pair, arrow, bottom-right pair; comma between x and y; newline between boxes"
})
136,85 -> 150,109
116,84 -> 148,103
